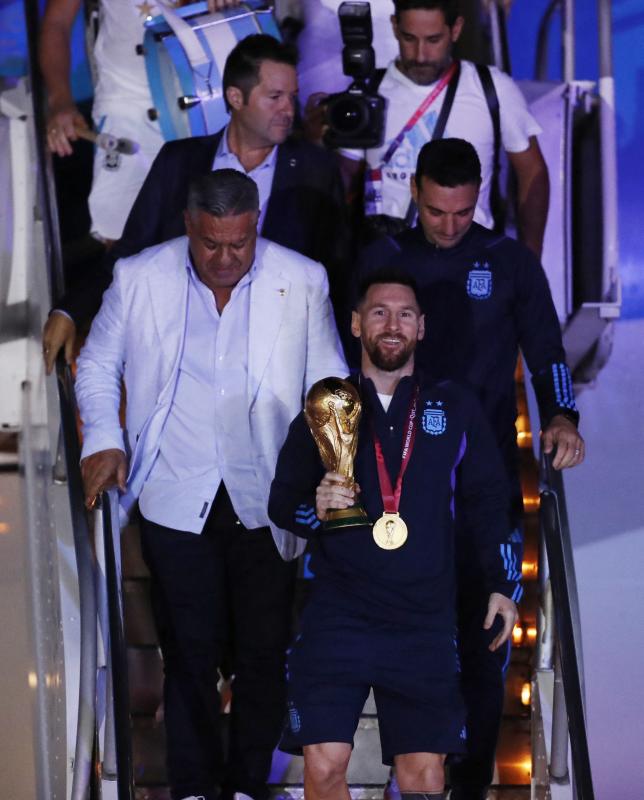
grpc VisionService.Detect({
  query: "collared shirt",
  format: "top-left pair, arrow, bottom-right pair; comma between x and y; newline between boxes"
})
212,126 -> 277,233
138,255 -> 266,534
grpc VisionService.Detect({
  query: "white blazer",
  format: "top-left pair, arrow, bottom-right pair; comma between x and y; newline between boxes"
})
75,235 -> 348,560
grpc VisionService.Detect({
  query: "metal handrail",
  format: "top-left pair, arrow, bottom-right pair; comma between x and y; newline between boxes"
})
534,0 -> 561,81
562,0 -> 575,83
534,0 -> 620,314
487,0 -> 511,75
539,449 -> 595,799
21,0 -> 65,306
535,0 -> 575,83
101,491 -> 135,799
55,362 -> 100,800
21,0 -> 102,792
597,0 -> 619,304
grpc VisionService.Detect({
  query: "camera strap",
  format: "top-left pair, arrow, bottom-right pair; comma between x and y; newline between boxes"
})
364,60 -> 461,222
380,59 -> 460,168
475,63 -> 505,233
430,59 -> 461,142
401,60 -> 461,225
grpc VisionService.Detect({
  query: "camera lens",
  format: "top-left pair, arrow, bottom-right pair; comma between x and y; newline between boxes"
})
328,96 -> 368,135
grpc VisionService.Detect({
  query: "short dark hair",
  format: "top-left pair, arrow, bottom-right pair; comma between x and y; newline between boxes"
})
414,138 -> 482,188
393,0 -> 460,26
354,268 -> 421,309
186,169 -> 259,217
222,34 -> 297,112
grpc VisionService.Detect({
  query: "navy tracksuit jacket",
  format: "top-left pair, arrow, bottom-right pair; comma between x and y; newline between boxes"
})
268,374 -> 522,630
354,223 -> 578,470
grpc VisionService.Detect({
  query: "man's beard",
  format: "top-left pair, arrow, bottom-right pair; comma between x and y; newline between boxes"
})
365,335 -> 416,372
402,58 -> 449,86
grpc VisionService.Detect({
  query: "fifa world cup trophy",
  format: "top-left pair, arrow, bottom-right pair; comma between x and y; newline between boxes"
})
304,377 -> 371,529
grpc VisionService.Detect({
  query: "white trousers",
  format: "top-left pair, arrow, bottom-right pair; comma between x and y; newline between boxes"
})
89,104 -> 164,241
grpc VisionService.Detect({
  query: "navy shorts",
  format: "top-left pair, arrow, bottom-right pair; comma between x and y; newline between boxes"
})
281,602 -> 467,764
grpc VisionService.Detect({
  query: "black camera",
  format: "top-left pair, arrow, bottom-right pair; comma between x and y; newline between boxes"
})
323,2 -> 386,149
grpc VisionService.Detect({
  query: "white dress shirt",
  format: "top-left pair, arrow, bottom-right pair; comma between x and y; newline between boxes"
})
212,126 -> 277,233
138,256 -> 265,533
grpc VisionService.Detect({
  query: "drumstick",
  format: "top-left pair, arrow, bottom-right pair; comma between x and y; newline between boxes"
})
74,124 -> 140,155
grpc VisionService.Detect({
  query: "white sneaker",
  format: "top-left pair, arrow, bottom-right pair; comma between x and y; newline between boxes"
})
179,796 -> 206,800
233,794 -> 255,800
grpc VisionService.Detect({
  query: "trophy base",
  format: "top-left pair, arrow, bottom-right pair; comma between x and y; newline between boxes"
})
324,503 -> 372,530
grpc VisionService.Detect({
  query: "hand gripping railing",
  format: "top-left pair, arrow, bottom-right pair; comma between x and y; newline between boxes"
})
538,449 -> 595,800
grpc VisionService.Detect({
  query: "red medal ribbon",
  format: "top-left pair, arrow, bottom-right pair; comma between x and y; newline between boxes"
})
372,386 -> 419,514
379,60 -> 459,167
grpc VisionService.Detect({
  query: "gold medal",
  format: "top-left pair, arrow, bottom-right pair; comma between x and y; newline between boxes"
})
373,512 -> 408,550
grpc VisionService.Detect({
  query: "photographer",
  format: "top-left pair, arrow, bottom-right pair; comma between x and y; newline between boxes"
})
307,0 -> 549,257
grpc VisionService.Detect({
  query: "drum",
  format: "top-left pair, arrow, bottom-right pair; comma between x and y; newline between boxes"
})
143,1 -> 281,141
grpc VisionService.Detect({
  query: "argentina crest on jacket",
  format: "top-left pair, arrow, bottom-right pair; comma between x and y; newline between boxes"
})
422,400 -> 447,435
466,261 -> 492,299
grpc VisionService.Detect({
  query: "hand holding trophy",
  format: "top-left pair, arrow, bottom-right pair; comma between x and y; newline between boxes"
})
305,377 -> 371,529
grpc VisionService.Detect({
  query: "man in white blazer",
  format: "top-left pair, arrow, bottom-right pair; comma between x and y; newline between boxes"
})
75,169 -> 348,800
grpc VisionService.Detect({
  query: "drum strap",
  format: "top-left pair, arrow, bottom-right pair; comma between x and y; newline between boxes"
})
156,1 -> 212,71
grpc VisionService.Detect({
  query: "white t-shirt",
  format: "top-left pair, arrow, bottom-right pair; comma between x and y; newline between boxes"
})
344,59 -> 542,229
93,0 -> 156,115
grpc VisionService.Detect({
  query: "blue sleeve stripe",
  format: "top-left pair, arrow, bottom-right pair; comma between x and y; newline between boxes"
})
500,543 -> 510,573
501,543 -> 523,582
295,505 -> 321,530
553,363 -> 562,405
512,583 -> 524,603
501,544 -> 522,581
564,363 -> 577,409
552,363 -> 577,410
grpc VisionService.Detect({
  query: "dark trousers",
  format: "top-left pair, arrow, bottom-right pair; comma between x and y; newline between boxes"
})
140,486 -> 297,800
450,576 -> 510,797
452,446 -> 523,797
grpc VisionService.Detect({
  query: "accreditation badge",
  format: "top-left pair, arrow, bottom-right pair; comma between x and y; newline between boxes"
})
373,512 -> 408,550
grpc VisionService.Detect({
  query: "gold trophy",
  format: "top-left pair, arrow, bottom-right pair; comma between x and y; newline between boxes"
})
304,377 -> 371,529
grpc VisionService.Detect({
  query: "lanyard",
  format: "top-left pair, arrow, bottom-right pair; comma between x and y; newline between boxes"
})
372,386 -> 419,514
380,60 -> 459,168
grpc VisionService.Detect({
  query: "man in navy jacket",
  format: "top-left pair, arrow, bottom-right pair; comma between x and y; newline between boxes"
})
269,271 -> 518,800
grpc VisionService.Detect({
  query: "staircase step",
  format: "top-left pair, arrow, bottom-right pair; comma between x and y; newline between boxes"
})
270,789 -> 384,799
270,717 -> 390,786
503,656 -> 534,717
124,579 -> 158,646
121,522 -> 149,579
128,647 -> 163,714
132,717 -> 167,785
494,717 -> 531,785
135,789 -> 170,800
